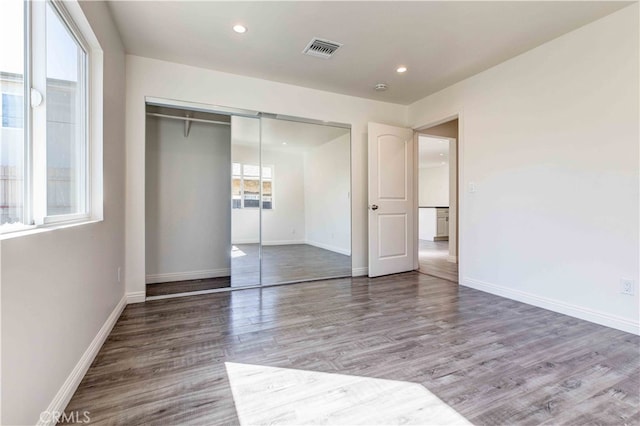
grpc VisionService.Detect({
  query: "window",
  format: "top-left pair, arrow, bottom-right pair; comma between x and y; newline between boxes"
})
0,0 -> 26,226
0,0 -> 95,232
44,1 -> 88,218
2,94 -> 24,128
232,163 -> 273,209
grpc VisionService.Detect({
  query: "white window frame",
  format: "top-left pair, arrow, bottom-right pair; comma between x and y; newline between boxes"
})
0,0 -> 103,236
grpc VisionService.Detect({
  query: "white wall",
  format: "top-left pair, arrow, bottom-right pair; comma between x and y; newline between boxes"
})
263,147 -> 306,244
125,55 -> 407,292
419,165 -> 449,207
145,117 -> 231,282
409,4 -> 639,333
1,1 -> 127,424
418,208 -> 437,241
304,133 -> 351,255
231,144 -> 306,245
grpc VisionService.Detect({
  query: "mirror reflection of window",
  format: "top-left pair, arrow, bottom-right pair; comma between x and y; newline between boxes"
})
231,179 -> 242,208
262,180 -> 272,209
231,162 -> 273,210
244,178 -> 260,208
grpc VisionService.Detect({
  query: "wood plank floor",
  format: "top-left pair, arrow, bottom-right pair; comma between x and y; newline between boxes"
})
67,273 -> 639,425
146,277 -> 232,297
419,239 -> 459,283
235,244 -> 352,286
146,244 -> 352,297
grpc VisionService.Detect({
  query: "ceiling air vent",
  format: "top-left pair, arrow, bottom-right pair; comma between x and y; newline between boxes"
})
302,37 -> 342,59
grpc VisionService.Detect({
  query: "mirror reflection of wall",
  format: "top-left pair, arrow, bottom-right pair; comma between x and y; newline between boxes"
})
261,118 -> 351,285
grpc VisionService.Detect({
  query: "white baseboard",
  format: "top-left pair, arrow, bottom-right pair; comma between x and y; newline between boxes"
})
146,268 -> 230,284
37,295 -> 127,426
232,239 -> 259,245
352,267 -> 368,277
232,240 -> 307,246
126,291 -> 146,304
447,255 -> 458,263
461,277 -> 640,335
305,240 -> 351,256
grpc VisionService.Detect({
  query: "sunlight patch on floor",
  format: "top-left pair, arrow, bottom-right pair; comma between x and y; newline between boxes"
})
225,362 -> 472,425
231,245 -> 247,258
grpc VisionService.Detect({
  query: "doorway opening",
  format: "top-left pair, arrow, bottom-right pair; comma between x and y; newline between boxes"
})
416,119 -> 458,283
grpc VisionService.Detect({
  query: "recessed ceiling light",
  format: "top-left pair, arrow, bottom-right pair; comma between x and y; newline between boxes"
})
439,153 -> 444,156
282,142 -> 287,145
396,66 -> 407,73
233,24 -> 247,34
441,161 -> 446,165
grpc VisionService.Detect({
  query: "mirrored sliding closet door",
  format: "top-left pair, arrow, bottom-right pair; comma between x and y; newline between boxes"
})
259,117 -> 352,285
230,116 -> 262,287
145,102 -> 352,299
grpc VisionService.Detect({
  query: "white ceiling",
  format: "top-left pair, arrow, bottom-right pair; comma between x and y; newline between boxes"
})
232,116 -> 349,153
419,136 -> 449,169
107,1 -> 630,105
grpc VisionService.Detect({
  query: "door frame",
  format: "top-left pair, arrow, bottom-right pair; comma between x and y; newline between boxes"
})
412,112 -> 464,282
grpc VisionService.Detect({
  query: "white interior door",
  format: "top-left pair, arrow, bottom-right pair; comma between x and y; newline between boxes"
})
368,122 -> 415,277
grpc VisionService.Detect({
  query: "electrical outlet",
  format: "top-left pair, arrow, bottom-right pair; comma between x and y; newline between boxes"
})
117,267 -> 122,283
620,278 -> 634,295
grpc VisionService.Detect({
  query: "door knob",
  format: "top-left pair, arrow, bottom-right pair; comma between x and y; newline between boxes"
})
370,204 -> 379,211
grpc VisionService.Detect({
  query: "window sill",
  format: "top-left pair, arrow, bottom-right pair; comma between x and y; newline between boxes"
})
0,218 -> 103,241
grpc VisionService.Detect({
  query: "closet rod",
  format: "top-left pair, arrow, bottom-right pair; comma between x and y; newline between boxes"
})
146,112 -> 231,126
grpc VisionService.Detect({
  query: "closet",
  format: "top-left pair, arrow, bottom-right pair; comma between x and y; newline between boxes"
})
144,101 -> 352,299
